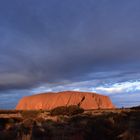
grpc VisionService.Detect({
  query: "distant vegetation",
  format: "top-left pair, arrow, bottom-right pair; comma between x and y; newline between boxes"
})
0,110 -> 21,114
21,110 -> 41,119
130,105 -> 140,110
50,105 -> 84,116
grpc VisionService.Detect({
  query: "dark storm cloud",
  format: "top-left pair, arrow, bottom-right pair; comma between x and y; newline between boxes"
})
0,0 -> 140,90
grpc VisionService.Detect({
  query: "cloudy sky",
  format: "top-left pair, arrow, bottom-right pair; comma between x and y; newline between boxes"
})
0,0 -> 140,109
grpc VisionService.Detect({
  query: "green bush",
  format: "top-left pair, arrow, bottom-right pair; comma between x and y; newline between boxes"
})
50,105 -> 84,116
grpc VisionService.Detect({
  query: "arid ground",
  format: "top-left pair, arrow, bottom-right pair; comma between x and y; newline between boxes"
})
0,107 -> 140,140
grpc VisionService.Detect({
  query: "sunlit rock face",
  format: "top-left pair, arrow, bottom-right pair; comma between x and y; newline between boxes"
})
16,91 -> 115,110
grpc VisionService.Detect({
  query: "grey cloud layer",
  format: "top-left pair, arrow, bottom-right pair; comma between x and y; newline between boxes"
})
0,0 -> 140,90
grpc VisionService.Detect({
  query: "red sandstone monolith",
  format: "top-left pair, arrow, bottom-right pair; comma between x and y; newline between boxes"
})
16,91 -> 115,110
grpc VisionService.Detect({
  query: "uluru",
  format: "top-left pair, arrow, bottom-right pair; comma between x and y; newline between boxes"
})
16,91 -> 115,110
